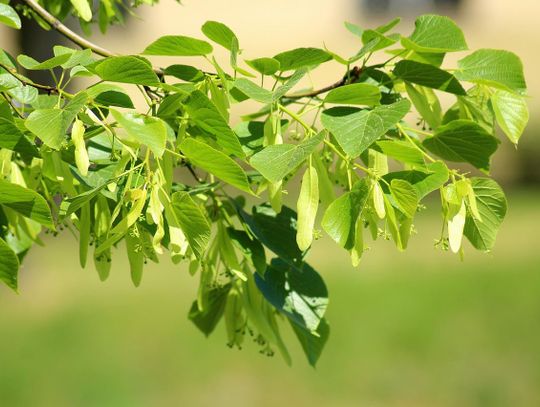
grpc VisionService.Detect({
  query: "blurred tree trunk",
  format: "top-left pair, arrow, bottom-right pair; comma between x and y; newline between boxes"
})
361,0 -> 462,13
18,13 -> 66,86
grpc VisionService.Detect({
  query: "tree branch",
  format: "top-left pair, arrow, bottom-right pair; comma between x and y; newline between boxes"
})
21,0 -> 164,81
0,61 -> 58,93
283,66 -> 362,100
22,0 -> 114,58
20,0 -> 362,103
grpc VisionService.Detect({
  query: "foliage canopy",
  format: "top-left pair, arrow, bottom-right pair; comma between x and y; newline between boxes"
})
0,0 -> 529,365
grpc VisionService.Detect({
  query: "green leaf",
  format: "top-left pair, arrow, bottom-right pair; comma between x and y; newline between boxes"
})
233,78 -> 273,104
94,56 -> 159,85
234,120 -> 266,156
239,204 -> 304,264
143,35 -> 213,56
17,53 -> 71,70
389,179 -> 419,218
8,83 -> 38,105
324,83 -> 381,106
85,83 -> 128,101
383,161 -> 449,198
164,64 -> 204,82
69,0 -> 92,22
180,138 -> 252,194
0,178 -> 53,228
0,72 -> 20,92
53,46 -> 94,69
0,117 -> 40,158
254,258 -> 328,332
406,50 -> 445,67
296,164 -> 319,251
0,3 -> 21,29
0,49 -> 16,71
227,229 -> 266,276
393,60 -> 466,95
455,49 -> 526,93
26,109 -> 71,150
60,183 -> 108,218
290,318 -> 330,367
0,237 -> 19,291
464,178 -> 507,251
456,94 -> 496,134
170,192 -> 211,259
201,21 -> 238,51
321,99 -> 411,158
423,120 -> 499,171
250,132 -> 324,182
322,179 -> 370,250
356,19 -> 400,57
402,14 -> 467,53
374,17 -> 402,34
442,100 -> 488,134
491,90 -> 529,144
85,83 -> 133,110
111,109 -> 167,157
239,272 -> 292,365
344,21 -> 363,37
94,89 -> 134,109
245,57 -> 280,76
94,188 -> 148,257
374,140 -> 424,166
361,30 -> 399,53
25,93 -> 87,150
273,68 -> 308,100
189,284 -> 230,336
185,90 -> 244,158
273,48 -> 332,71
405,83 -> 442,130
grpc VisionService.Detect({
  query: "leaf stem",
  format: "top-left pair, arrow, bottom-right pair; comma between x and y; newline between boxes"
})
277,103 -> 314,134
396,123 -> 436,163
401,125 -> 433,137
323,138 -> 347,161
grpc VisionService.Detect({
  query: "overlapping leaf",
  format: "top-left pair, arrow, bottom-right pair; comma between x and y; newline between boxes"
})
321,99 -> 411,158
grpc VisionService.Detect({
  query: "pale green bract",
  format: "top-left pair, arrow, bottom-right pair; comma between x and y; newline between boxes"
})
69,0 -> 92,22
0,6 -> 529,366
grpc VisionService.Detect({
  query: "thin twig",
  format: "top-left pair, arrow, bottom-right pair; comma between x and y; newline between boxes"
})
283,66 -> 362,100
21,0 -> 164,77
0,61 -> 58,93
22,0 -> 114,58
186,163 -> 204,184
22,0 -> 367,105
1,92 -> 25,118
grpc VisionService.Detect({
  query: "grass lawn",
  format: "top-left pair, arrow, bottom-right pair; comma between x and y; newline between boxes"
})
0,190 -> 539,407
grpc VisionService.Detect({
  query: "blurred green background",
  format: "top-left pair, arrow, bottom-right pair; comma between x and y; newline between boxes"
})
1,0 -> 540,406
0,190 -> 538,407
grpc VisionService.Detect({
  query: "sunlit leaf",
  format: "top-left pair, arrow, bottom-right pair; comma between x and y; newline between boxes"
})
143,35 -> 213,56
321,99 -> 410,158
